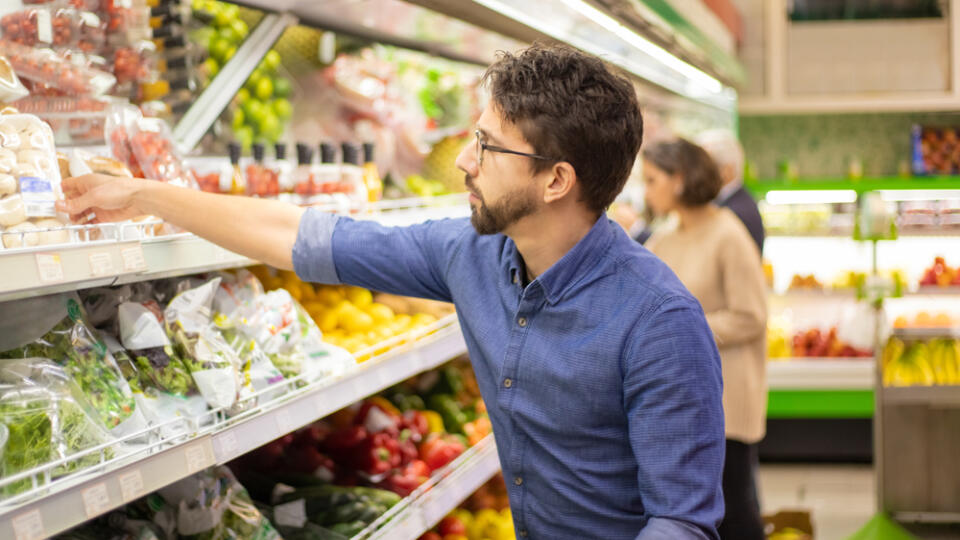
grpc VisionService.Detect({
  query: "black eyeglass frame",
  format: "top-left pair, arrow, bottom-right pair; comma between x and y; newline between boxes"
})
475,129 -> 555,166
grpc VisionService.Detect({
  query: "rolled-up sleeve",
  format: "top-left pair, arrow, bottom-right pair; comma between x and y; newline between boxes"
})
292,208 -> 341,284
292,208 -> 468,302
624,296 -> 725,540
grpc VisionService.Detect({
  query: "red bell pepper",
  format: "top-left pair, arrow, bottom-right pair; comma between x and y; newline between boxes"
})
382,459 -> 431,496
356,432 -> 401,475
419,434 -> 466,472
324,425 -> 367,451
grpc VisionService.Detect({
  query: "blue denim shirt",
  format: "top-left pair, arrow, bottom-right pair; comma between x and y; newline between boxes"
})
293,209 -> 725,539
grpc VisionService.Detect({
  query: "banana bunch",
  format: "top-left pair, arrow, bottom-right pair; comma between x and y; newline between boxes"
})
883,337 -> 960,387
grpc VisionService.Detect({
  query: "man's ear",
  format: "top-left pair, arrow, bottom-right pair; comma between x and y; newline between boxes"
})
543,162 -> 577,204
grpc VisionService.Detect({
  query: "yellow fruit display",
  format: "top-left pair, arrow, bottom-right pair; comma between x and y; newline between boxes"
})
883,337 -> 960,387
249,265 -> 450,360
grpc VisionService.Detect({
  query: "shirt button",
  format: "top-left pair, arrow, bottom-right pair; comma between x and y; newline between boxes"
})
517,317 -> 527,327
514,476 -> 523,486
503,378 -> 513,388
519,530 -> 528,538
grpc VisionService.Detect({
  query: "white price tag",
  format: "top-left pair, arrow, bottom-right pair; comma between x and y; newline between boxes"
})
12,510 -> 44,540
35,253 -> 63,283
216,431 -> 239,459
120,245 -> 146,272
82,483 -> 111,517
88,252 -> 114,277
273,498 -> 307,528
184,444 -> 209,473
36,9 -> 52,44
276,409 -> 294,432
118,470 -> 144,502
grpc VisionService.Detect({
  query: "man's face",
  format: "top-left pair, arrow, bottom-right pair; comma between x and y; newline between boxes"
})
455,106 -> 543,235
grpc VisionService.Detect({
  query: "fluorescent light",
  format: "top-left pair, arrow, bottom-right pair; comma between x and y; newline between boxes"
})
555,0 -> 724,94
765,190 -> 858,205
471,0 -> 729,106
878,189 -> 960,202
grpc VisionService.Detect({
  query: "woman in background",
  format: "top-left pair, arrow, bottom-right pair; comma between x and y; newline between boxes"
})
643,138 -> 768,540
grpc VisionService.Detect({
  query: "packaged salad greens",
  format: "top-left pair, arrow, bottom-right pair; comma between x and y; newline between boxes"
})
117,301 -> 195,397
155,465 -> 281,540
238,288 -> 355,384
0,293 -> 144,437
0,358 -> 113,496
164,279 -> 240,410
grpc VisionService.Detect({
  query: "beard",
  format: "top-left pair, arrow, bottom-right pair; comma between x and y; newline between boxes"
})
467,177 -> 537,235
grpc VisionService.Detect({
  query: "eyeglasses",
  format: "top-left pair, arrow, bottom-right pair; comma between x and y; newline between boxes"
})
475,129 -> 554,167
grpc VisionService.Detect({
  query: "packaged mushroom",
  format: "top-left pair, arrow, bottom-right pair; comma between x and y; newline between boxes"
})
0,113 -> 73,249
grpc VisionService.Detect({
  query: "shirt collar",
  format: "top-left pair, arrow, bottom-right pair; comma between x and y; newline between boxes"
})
715,180 -> 743,205
506,215 -> 616,305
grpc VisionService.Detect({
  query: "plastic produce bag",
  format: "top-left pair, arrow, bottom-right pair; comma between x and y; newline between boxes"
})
240,288 -> 355,384
0,56 -> 28,102
0,358 -> 114,496
118,301 -> 196,397
156,466 -> 282,540
165,279 -> 240,410
0,293 -> 144,438
129,116 -> 197,188
0,113 -> 72,249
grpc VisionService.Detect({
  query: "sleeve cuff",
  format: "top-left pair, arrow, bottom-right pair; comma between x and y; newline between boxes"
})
292,208 -> 341,284
636,517 -> 714,540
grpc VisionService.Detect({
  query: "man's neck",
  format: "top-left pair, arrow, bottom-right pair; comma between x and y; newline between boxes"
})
507,207 -> 598,281
715,178 -> 743,204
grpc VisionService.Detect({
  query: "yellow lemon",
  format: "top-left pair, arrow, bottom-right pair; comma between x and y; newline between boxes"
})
345,286 -> 373,309
392,314 -> 412,331
411,313 -> 438,327
317,310 -> 339,333
316,286 -> 344,306
287,285 -> 303,302
300,282 -> 317,301
341,309 -> 374,333
366,302 -> 395,324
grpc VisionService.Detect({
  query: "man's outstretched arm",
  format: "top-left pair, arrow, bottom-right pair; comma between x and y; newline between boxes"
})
58,174 -> 304,270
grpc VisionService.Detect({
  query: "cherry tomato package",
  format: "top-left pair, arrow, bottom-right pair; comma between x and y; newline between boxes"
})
129,116 -> 197,188
105,104 -> 143,177
0,40 -> 116,96
0,6 -> 105,53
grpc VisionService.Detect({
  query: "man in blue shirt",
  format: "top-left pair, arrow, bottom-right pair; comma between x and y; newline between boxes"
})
59,44 -> 725,539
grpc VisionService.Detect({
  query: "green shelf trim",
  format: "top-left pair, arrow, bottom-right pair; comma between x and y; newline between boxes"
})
639,0 -> 746,86
767,389 -> 874,419
746,176 -> 960,197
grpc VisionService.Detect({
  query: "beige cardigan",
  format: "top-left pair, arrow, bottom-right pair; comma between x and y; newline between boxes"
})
647,207 -> 768,443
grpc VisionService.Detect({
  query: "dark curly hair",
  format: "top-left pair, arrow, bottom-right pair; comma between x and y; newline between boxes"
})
481,43 -> 643,214
642,138 -> 722,206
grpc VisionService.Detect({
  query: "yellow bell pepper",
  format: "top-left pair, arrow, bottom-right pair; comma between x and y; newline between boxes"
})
367,396 -> 401,417
422,410 -> 446,433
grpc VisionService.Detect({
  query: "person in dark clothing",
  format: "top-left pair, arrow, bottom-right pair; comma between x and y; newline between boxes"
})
696,130 -> 765,254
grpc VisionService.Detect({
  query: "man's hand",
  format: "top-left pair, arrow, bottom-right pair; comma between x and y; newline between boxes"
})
56,174 -> 146,223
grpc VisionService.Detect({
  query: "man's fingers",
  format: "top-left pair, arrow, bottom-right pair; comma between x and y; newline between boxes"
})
57,190 -> 98,217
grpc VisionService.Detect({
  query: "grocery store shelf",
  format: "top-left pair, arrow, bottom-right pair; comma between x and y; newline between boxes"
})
0,318 -> 467,539
882,385 -> 960,407
360,434 -> 501,540
746,177 -> 960,197
891,327 -> 960,339
907,286 -> 960,296
0,198 -> 470,301
768,359 -> 874,390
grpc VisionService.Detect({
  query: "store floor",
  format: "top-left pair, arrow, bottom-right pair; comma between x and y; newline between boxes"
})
759,464 -> 960,539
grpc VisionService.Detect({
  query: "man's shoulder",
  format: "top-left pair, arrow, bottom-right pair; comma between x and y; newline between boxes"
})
605,231 -> 700,311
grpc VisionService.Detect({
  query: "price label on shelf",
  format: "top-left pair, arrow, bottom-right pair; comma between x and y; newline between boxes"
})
120,245 -> 146,272
184,444 -> 210,473
214,431 -> 239,461
276,409 -> 294,432
118,470 -> 144,502
81,483 -> 111,518
12,510 -> 44,540
88,252 -> 114,277
35,253 -> 63,283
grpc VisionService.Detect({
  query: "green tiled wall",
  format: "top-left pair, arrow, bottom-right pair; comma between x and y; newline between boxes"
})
740,111 -> 960,179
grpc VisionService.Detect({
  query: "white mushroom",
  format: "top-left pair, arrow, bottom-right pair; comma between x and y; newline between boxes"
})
2,221 -> 39,249
34,218 -> 70,246
0,149 -> 15,174
0,123 -> 21,150
0,173 -> 14,196
0,194 -> 26,227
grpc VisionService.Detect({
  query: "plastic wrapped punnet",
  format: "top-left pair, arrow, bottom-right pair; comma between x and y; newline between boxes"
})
130,116 -> 197,187
0,113 -> 74,250
0,40 -> 116,96
0,55 -> 28,102
0,6 -> 105,53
